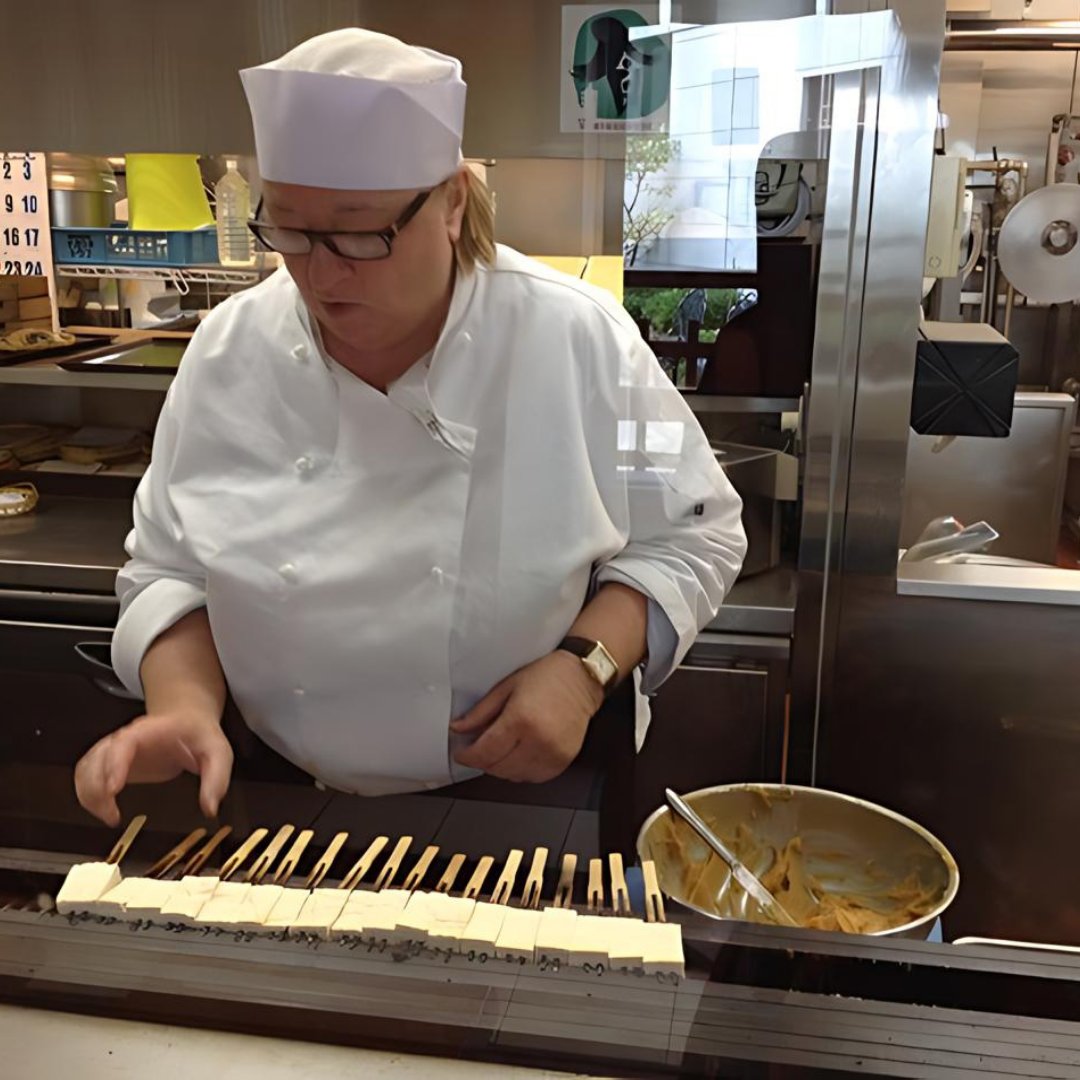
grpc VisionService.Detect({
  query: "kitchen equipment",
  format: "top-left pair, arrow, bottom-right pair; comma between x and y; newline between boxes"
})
664,787 -> 798,927
46,154 -> 117,228
638,783 -> 959,939
912,322 -> 1019,438
900,519 -> 998,563
998,183 -> 1080,304
713,441 -> 798,578
901,392 -> 1076,564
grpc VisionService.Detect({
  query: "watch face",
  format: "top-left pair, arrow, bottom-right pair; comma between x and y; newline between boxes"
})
587,646 -> 618,687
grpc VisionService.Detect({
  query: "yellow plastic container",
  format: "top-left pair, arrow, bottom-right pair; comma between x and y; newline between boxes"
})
125,154 -> 213,232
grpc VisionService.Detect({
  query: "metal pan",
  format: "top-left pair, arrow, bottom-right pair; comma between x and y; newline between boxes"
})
637,783 -> 959,939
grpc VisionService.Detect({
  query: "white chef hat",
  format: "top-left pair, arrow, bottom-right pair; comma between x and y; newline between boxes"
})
240,28 -> 466,191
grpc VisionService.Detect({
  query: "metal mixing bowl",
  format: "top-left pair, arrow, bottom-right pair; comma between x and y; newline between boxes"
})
637,784 -> 959,939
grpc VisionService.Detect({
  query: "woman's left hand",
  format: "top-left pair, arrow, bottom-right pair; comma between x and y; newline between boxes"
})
450,650 -> 605,782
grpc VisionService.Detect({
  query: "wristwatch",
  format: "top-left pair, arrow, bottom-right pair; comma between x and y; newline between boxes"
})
557,636 -> 619,696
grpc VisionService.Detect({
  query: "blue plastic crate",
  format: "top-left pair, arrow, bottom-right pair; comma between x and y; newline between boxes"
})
52,226 -> 220,267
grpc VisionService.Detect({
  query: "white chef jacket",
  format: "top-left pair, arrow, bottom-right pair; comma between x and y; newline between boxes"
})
112,245 -> 746,796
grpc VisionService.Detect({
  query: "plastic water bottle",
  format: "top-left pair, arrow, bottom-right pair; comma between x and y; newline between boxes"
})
214,159 -> 254,267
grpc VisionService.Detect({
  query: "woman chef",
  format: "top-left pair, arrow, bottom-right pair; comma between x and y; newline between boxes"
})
74,29 -> 746,828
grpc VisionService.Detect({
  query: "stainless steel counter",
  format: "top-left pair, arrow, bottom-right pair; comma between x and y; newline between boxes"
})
0,495 -> 797,637
0,496 -> 131,593
709,565 -> 796,636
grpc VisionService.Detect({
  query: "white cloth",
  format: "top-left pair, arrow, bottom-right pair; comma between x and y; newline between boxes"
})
240,29 -> 466,190
112,246 -> 747,796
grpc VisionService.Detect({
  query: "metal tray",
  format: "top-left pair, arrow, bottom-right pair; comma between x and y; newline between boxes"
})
0,334 -> 115,367
57,338 -> 186,374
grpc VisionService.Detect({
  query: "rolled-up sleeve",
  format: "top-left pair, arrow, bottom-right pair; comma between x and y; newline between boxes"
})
111,379 -> 207,699
591,332 -> 747,692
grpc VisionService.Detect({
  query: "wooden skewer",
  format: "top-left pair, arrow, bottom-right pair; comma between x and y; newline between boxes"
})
105,814 -> 147,866
462,855 -> 494,899
642,859 -> 666,923
219,828 -> 269,881
180,826 -> 233,877
521,847 -> 548,910
490,848 -> 523,906
373,835 -> 412,891
402,845 -> 440,892
609,853 -> 631,915
245,824 -> 296,883
553,853 -> 577,909
305,831 -> 350,889
337,835 -> 387,891
145,827 -> 206,879
272,829 -> 314,885
587,857 -> 605,913
434,853 -> 466,894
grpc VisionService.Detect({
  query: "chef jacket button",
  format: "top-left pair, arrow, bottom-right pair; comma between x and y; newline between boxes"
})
291,344 -> 309,363
430,566 -> 444,584
462,331 -> 473,345
293,686 -> 305,697
278,562 -> 298,583
295,455 -> 315,475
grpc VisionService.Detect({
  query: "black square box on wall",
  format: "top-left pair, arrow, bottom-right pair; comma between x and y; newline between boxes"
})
912,321 -> 1019,437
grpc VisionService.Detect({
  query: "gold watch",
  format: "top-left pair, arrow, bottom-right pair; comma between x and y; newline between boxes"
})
557,636 -> 619,696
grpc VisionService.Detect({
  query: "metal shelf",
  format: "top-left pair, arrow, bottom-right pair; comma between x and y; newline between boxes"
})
0,365 -> 172,391
683,393 -> 801,413
55,264 -> 260,289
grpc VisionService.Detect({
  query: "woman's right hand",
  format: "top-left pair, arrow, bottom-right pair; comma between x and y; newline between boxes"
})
74,711 -> 234,827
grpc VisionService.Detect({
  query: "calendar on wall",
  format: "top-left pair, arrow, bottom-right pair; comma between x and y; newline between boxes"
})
0,151 -> 56,331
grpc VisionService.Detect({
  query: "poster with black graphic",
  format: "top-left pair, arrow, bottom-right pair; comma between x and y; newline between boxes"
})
561,5 -> 672,134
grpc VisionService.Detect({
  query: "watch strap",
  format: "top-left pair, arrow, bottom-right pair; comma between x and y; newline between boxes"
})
557,635 -> 618,694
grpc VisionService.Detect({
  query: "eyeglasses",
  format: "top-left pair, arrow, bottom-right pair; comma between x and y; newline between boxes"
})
247,189 -> 432,261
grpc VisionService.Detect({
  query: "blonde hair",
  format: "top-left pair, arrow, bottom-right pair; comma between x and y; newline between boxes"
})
452,168 -> 496,273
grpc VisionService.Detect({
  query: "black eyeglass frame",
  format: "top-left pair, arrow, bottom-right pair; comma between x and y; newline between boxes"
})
247,189 -> 433,261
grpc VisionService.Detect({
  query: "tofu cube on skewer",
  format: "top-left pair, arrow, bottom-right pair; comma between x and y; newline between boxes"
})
605,918 -> 648,973
566,914 -> 614,970
458,902 -> 509,959
640,920 -> 685,979
120,878 -> 184,922
194,881 -> 254,927
232,884 -> 286,930
290,888 -> 351,938
533,906 -> 578,968
350,889 -> 412,944
425,896 -> 477,951
386,890 -> 443,947
56,863 -> 122,916
85,877 -> 149,919
261,888 -> 311,933
159,876 -> 220,927
494,907 -> 542,964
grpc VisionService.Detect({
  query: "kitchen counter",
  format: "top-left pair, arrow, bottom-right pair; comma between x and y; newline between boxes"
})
898,559 -> 1080,605
0,493 -> 797,638
710,565 -> 796,636
0,1004 -> 596,1080
0,495 -> 131,593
